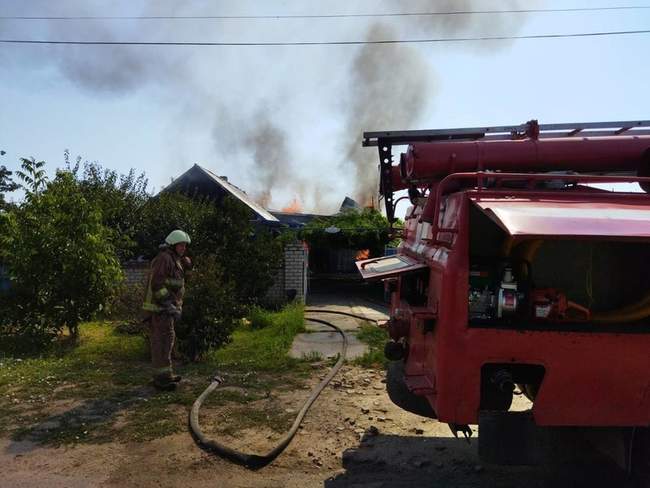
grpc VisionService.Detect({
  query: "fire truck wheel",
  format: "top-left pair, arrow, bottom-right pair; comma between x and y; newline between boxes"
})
386,360 -> 436,419
631,427 -> 650,487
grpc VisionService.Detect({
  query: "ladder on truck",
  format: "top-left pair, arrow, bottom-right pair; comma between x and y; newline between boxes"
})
362,119 -> 650,147
362,119 -> 650,223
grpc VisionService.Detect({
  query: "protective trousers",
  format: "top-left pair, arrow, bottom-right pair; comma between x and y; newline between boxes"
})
149,313 -> 175,378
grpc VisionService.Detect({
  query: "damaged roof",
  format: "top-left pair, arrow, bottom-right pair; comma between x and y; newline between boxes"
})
162,164 -> 279,223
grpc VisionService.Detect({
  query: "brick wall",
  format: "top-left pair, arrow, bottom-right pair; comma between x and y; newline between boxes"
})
124,241 -> 309,305
122,260 -> 149,286
264,240 -> 309,305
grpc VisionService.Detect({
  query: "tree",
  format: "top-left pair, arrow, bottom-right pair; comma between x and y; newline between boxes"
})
134,192 -> 286,359
2,171 -> 122,341
66,152 -> 149,260
16,157 -> 47,197
0,151 -> 19,209
301,208 -> 393,256
175,254 -> 241,361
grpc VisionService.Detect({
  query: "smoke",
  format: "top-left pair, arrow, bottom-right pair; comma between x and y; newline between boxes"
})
342,0 -> 528,204
243,108 -> 292,208
343,22 -> 430,204
2,0 -> 531,212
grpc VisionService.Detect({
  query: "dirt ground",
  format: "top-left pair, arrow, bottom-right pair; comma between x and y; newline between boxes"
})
0,364 -> 629,488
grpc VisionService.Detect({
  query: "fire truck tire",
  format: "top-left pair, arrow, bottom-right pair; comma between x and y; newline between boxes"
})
631,427 -> 650,487
386,360 -> 436,419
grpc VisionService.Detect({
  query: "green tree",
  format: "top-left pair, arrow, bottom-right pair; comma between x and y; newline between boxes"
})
2,171 -> 122,342
135,192 -> 286,359
0,151 -> 19,209
301,208 -> 393,256
175,254 -> 241,361
66,152 -> 149,260
16,157 -> 47,197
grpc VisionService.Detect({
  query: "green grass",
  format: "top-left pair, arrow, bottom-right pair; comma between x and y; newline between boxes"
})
354,324 -> 388,369
0,303 -> 310,446
211,302 -> 306,372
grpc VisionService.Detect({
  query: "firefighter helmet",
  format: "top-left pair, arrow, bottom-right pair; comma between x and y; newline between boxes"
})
165,229 -> 191,246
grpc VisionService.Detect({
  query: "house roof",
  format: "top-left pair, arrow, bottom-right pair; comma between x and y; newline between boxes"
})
269,211 -> 328,228
163,164 -> 279,223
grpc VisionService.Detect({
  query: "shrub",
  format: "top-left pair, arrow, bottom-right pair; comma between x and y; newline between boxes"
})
105,281 -> 146,321
175,254 -> 243,361
300,207 -> 396,257
1,171 -> 122,343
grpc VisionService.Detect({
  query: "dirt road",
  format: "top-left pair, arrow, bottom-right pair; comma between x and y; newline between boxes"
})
1,364 -> 629,488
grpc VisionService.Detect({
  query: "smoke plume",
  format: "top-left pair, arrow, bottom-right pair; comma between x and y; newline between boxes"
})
243,109 -> 292,208
342,0 -> 527,204
2,0 -> 530,212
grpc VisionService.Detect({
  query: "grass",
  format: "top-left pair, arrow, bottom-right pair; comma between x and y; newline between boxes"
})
0,303 -> 309,446
354,323 -> 388,369
212,302 -> 306,372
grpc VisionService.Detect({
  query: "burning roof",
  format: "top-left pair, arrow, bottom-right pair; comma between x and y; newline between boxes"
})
162,164 -> 279,223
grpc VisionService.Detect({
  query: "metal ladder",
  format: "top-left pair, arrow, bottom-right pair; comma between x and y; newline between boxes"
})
363,119 -> 650,147
362,119 -> 650,223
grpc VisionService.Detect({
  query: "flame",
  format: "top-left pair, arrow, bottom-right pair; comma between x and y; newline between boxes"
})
282,197 -> 302,213
363,194 -> 377,209
355,249 -> 370,260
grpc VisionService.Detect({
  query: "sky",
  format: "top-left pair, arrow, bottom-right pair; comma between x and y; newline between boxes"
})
1,0 -> 649,216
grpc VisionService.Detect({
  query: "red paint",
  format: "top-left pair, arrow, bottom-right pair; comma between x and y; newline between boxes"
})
397,192 -> 650,426
363,132 -> 650,429
403,136 -> 650,181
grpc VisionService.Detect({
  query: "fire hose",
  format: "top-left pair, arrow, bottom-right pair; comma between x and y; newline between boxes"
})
189,309 -> 379,470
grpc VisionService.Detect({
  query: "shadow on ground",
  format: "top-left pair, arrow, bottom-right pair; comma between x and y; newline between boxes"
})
324,433 -> 630,488
307,279 -> 387,315
4,385 -> 156,455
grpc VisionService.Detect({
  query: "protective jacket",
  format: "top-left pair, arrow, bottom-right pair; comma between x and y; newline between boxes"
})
143,247 -> 185,314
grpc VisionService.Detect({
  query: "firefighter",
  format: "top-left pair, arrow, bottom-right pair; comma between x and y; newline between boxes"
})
143,229 -> 191,391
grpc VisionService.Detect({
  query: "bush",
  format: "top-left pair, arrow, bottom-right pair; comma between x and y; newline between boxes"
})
175,254 -> 243,361
105,281 -> 146,321
300,208 -> 395,257
0,171 -> 122,344
135,193 -> 284,308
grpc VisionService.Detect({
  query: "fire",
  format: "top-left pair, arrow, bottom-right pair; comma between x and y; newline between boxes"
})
282,197 -> 302,213
362,194 -> 377,209
355,249 -> 370,260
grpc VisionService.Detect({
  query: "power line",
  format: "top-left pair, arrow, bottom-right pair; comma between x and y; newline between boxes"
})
1,5 -> 650,21
0,29 -> 649,47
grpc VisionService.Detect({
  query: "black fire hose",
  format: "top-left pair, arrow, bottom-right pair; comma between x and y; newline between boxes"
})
189,309 -> 380,470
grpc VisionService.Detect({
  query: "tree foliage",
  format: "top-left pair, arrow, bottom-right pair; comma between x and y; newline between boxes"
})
66,152 -> 149,261
1,171 -> 123,343
16,157 -> 47,197
1,154 -> 286,357
136,192 -> 284,307
300,208 -> 392,256
175,254 -> 241,361
0,152 -> 19,209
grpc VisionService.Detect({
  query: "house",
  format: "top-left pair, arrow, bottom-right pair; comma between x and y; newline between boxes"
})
163,164 -> 280,225
160,164 -> 308,304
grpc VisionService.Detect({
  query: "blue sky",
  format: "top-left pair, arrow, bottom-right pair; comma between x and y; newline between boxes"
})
1,0 -> 649,214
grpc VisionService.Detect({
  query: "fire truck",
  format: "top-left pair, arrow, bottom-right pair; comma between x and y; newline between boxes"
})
357,120 -> 650,479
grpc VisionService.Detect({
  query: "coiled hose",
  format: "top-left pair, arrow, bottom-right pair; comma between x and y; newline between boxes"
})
189,309 -> 380,470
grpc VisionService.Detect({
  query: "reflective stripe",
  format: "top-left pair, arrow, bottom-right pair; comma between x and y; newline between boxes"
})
142,274 -> 163,312
154,287 -> 170,300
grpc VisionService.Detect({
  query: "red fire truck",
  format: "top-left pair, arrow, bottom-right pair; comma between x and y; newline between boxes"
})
357,120 -> 650,479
